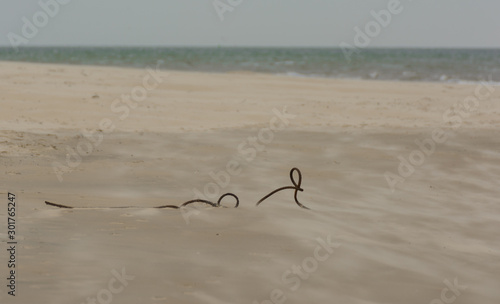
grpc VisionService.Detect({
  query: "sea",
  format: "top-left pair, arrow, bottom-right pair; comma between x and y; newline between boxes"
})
0,47 -> 499,84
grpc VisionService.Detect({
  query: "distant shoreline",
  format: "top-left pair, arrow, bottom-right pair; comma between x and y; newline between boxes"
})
1,47 -> 499,84
2,59 -> 499,87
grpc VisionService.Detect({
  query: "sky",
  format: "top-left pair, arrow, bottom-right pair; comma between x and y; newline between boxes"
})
1,0 -> 499,48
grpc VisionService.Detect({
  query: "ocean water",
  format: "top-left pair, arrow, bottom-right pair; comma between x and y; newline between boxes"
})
0,47 -> 499,83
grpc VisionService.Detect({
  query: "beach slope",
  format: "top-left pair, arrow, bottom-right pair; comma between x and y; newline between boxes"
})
1,61 -> 499,304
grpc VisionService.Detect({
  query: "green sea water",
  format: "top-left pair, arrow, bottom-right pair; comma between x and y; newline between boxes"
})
1,47 -> 499,83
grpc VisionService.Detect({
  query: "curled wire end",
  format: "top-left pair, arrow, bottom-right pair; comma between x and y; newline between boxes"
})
180,193 -> 239,209
218,193 -> 239,208
256,168 -> 310,209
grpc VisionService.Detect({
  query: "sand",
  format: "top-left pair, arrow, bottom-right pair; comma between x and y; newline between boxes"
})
0,61 -> 499,304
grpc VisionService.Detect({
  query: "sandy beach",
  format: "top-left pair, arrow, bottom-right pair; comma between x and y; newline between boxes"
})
1,61 -> 500,304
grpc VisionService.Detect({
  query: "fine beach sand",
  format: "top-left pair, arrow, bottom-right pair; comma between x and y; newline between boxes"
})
1,61 -> 500,304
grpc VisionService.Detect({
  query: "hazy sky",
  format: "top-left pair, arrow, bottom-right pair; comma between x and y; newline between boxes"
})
1,0 -> 499,48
